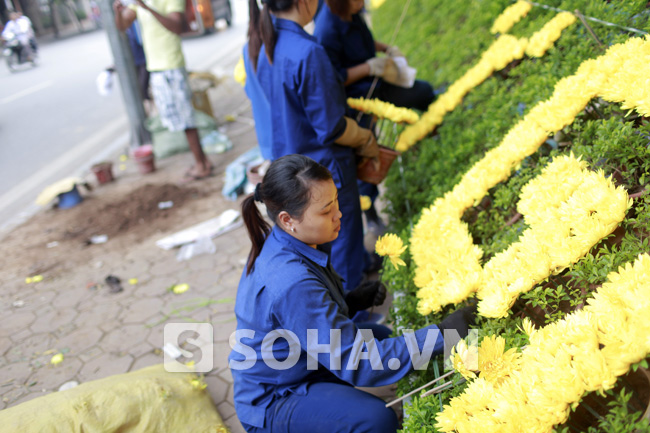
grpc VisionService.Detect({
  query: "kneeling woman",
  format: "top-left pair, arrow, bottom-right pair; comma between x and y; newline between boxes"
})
229,155 -> 472,432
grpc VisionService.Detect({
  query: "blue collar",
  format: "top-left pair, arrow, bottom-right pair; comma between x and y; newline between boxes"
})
275,18 -> 316,41
271,225 -> 330,268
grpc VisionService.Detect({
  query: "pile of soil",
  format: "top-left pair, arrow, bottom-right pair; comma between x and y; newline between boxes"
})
0,183 -> 207,276
58,183 -> 199,242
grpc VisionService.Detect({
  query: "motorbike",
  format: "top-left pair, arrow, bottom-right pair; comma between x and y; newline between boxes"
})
2,31 -> 37,72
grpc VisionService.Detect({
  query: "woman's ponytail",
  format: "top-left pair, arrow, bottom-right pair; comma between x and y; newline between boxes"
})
248,0 -> 263,70
248,0 -> 298,68
260,3 -> 277,65
242,190 -> 271,275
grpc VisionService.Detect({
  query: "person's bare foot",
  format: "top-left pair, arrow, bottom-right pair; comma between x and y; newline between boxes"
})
179,163 -> 214,183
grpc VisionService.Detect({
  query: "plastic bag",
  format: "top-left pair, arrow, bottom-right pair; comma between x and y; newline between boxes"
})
96,69 -> 114,96
201,130 -> 233,154
176,236 -> 216,261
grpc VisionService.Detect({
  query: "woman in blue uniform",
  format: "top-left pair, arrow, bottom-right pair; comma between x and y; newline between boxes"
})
246,0 -> 377,292
229,155 -> 474,432
313,0 -> 435,111
313,0 -> 437,232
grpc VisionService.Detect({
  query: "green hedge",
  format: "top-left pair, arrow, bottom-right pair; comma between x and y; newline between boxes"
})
372,1 -> 650,431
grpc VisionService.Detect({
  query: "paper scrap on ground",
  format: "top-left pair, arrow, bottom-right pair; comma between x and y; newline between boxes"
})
156,209 -> 242,250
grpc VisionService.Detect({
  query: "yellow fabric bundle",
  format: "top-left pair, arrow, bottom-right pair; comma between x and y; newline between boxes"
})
0,364 -> 228,433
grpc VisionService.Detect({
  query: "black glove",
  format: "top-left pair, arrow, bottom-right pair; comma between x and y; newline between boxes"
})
437,305 -> 477,340
345,280 -> 387,317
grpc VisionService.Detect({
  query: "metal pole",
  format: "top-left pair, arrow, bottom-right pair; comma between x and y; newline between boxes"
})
99,0 -> 149,148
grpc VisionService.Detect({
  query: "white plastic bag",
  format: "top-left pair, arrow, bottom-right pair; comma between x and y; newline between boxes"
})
176,236 -> 216,261
96,69 -> 114,96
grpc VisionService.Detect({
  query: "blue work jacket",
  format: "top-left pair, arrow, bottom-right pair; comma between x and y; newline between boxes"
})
229,226 -> 444,428
243,43 -> 273,160
313,4 -> 377,99
256,18 -> 355,188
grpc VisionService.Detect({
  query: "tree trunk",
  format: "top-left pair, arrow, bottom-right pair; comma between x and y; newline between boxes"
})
49,0 -> 60,37
21,0 -> 45,35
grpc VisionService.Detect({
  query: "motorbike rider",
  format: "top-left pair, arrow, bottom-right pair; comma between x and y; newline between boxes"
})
2,11 -> 37,62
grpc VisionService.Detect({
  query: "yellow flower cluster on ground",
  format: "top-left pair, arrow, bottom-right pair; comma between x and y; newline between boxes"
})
396,11 -> 576,152
360,195 -> 372,211
375,233 -> 407,269
347,97 -> 419,124
412,36 -> 649,316
437,254 -> 650,433
490,0 -> 532,34
526,12 -> 576,57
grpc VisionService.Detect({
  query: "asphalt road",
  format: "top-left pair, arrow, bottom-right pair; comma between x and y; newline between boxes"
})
0,0 -> 247,235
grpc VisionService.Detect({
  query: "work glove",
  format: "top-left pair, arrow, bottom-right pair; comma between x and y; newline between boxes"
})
366,57 -> 388,76
385,45 -> 405,58
345,280 -> 387,317
437,305 -> 477,340
335,117 -> 379,158
381,57 -> 401,86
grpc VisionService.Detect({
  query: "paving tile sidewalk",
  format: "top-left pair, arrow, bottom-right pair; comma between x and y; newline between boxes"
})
0,62 -> 254,432
0,57 -> 397,432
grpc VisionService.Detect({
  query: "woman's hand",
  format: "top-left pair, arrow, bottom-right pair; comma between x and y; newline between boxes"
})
366,57 -> 388,76
385,45 -> 405,58
437,305 -> 477,339
345,280 -> 387,316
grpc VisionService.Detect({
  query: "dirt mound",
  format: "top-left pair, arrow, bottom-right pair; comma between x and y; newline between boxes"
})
59,183 -> 198,241
0,183 -> 204,276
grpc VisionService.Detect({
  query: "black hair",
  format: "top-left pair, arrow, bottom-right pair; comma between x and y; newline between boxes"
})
242,154 -> 332,274
248,0 -> 297,70
325,0 -> 350,19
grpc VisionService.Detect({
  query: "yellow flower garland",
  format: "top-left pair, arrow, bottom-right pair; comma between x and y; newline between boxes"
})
396,12 -> 577,152
526,12 -> 576,57
490,0 -> 532,34
412,36 -> 648,316
437,253 -> 650,433
347,97 -> 420,124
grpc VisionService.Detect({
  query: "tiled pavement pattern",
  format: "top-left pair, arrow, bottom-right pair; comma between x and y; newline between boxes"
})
0,65 -> 398,430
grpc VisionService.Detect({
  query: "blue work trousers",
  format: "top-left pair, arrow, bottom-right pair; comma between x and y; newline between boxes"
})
242,381 -> 399,433
241,322 -> 397,433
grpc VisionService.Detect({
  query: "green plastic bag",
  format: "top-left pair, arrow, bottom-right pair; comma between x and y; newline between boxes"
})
146,110 -> 218,159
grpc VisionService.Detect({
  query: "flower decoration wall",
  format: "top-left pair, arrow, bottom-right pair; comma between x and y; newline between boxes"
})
438,254 -> 650,433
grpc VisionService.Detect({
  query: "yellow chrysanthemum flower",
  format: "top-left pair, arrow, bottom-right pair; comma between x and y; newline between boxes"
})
359,195 -> 371,211
375,233 -> 407,269
477,335 -> 522,384
50,353 -> 64,365
450,339 -> 478,380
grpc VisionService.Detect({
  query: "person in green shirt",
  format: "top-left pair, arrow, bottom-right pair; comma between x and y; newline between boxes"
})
113,0 -> 213,181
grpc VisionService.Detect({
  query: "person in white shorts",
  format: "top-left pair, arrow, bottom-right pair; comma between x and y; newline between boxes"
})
113,0 -> 213,181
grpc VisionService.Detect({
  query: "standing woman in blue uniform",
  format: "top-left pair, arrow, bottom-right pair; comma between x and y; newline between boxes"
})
247,0 -> 378,292
229,154 -> 474,432
313,0 -> 435,111
313,0 -> 436,232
